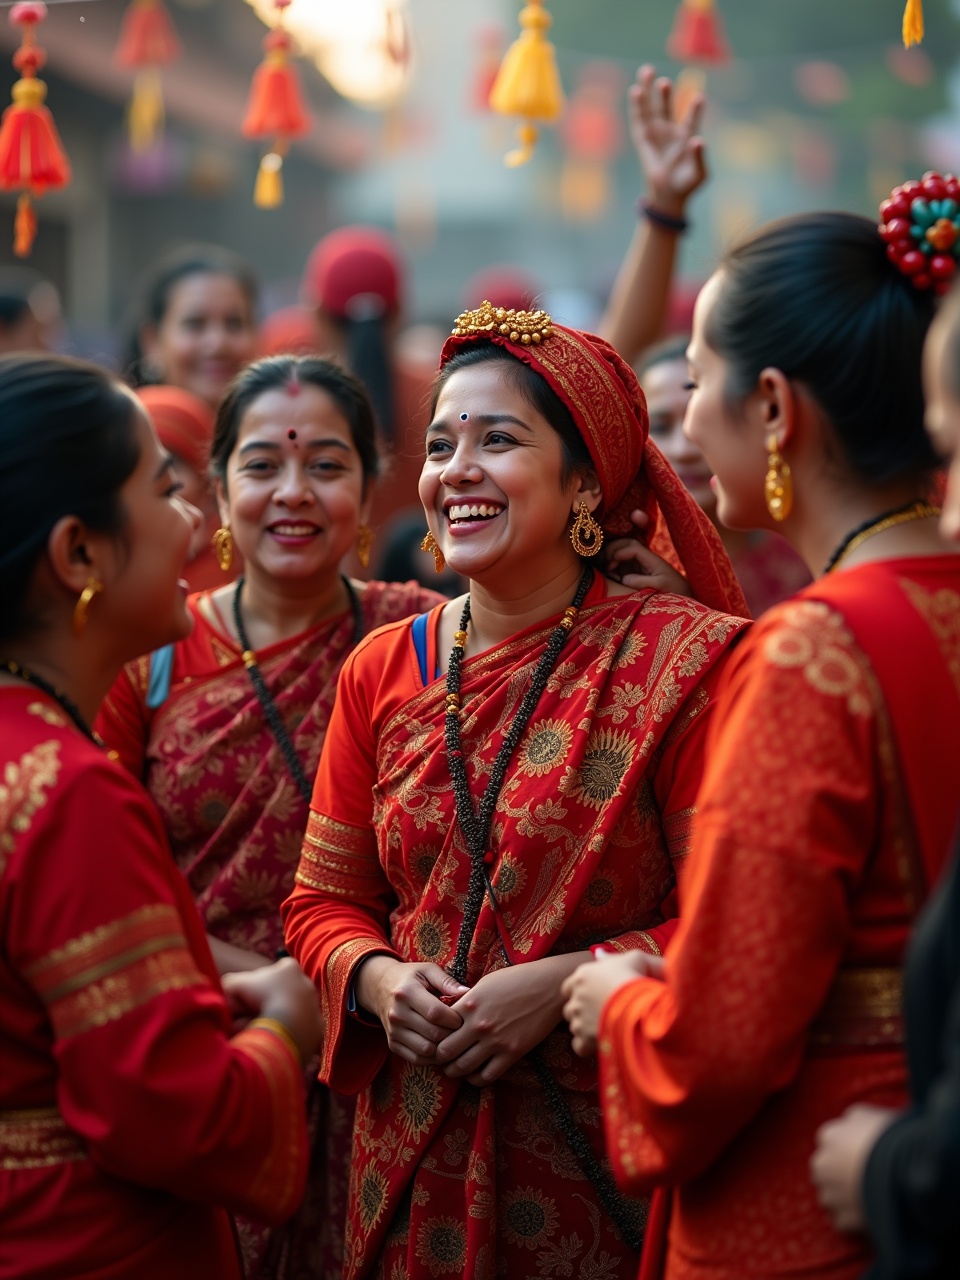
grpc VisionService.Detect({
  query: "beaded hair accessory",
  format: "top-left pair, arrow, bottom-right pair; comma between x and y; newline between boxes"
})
879,171 -> 960,295
451,299 -> 554,346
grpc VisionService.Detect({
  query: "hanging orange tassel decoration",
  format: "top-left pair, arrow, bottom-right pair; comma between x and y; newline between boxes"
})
0,2 -> 71,258
489,0 -> 564,166
667,0 -> 731,66
242,0 -> 309,209
902,0 -> 924,47
114,0 -> 181,153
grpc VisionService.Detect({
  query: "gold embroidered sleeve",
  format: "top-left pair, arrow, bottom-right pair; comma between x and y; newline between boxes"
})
319,936 -> 396,1083
24,903 -> 207,1040
231,1023 -> 307,1222
295,810 -> 383,899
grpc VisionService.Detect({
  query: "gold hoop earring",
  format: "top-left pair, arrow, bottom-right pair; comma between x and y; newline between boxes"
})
420,530 -> 445,573
73,577 -> 103,636
213,526 -> 234,573
356,524 -> 373,570
570,501 -> 604,557
764,434 -> 793,522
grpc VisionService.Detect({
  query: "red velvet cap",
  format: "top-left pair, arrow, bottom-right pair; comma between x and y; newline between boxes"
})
301,226 -> 403,318
137,384 -> 214,474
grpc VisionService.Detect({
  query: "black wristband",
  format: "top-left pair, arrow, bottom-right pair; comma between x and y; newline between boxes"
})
638,198 -> 689,233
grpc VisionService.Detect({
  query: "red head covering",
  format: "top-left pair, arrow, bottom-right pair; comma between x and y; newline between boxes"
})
301,226 -> 403,319
137,385 -> 215,475
441,302 -> 748,617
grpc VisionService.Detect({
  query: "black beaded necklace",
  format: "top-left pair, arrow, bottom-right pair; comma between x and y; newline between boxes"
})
822,498 -> 939,575
2,657 -> 101,745
444,566 -> 646,1254
232,574 -> 364,807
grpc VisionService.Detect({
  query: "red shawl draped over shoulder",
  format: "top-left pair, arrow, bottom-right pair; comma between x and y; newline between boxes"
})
97,579 -> 440,957
284,575 -> 748,1280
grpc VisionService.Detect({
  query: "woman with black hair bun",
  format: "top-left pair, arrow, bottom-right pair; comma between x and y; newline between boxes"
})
0,353 -> 319,1278
563,192 -> 960,1279
124,243 -> 259,408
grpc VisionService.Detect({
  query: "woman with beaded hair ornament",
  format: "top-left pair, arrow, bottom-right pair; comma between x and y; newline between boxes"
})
562,182 -> 960,1279
282,301 -> 750,1279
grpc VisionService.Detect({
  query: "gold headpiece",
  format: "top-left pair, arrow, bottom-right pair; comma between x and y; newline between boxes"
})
451,300 -> 553,346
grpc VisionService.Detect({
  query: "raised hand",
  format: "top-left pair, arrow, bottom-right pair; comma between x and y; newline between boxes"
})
630,64 -> 707,217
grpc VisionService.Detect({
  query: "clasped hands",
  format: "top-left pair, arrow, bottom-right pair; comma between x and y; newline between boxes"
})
355,954 -> 589,1087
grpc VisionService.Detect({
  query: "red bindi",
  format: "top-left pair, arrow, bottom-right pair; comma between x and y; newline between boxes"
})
287,429 -> 298,440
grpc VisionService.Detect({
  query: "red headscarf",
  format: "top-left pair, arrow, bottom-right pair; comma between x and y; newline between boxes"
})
441,302 -> 748,617
137,385 -> 215,475
301,226 -> 403,319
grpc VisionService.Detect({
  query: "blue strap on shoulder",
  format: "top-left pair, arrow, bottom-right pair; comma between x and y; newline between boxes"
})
411,612 -> 431,686
145,643 -> 175,709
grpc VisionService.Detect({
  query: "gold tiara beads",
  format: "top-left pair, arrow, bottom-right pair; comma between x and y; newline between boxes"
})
451,300 -> 554,346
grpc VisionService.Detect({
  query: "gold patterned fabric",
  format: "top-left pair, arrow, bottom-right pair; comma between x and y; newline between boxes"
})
0,1107 -> 87,1170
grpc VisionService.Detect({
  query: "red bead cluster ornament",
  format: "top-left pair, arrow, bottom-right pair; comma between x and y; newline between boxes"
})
879,171 -> 960,295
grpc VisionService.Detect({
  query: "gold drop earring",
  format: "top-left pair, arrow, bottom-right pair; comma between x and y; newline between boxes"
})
764,433 -> 793,522
420,531 -> 445,573
213,525 -> 234,573
569,502 -> 604,557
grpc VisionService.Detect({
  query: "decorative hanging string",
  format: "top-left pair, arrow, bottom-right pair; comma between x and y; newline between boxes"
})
242,0 -> 309,209
488,0 -> 564,166
902,0 -> 923,47
0,1 -> 70,257
114,0 -> 181,153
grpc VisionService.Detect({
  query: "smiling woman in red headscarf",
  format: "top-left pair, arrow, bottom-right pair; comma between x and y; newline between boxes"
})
282,303 -> 748,1280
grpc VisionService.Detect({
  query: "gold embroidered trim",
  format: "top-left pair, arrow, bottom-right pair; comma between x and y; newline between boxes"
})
899,578 -> 960,698
25,904 -> 206,1040
809,967 -> 903,1048
0,738 -> 61,864
304,810 -> 377,859
0,1106 -> 87,1170
26,904 -> 186,999
320,937 -> 391,1081
662,805 -> 698,861
296,811 -> 381,897
233,1025 -> 304,1219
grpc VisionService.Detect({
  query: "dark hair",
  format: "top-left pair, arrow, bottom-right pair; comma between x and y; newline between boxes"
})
123,244 -> 259,387
332,311 -> 394,440
431,343 -> 594,483
705,211 -> 939,484
0,354 -> 140,644
638,334 -> 690,378
211,355 -> 380,485
936,280 -> 960,404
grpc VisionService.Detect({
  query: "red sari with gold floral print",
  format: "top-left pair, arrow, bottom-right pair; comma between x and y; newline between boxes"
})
0,687 -> 307,1280
598,557 -> 960,1280
95,578 -> 440,1280
283,574 -> 748,1280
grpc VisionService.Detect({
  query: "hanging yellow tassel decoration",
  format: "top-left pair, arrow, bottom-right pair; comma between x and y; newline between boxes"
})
253,149 -> 284,208
902,0 -> 924,47
489,0 -> 564,167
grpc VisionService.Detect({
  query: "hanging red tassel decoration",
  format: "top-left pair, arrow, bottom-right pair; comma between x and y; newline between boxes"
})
242,0 -> 309,209
114,0 -> 181,153
0,2 -> 71,258
667,0 -> 731,66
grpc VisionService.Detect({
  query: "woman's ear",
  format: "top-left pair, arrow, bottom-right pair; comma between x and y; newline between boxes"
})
571,468 -> 603,514
755,367 -> 797,451
46,515 -> 109,595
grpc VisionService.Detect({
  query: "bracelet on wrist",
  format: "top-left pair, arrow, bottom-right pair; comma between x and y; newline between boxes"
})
249,1016 -> 302,1066
638,198 -> 689,233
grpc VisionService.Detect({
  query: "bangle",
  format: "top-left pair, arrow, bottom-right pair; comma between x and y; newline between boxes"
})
249,1016 -> 302,1067
638,199 -> 689,233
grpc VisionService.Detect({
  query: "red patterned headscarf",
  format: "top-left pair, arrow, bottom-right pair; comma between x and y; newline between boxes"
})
440,302 -> 749,618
